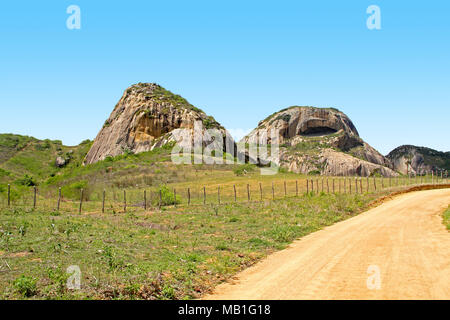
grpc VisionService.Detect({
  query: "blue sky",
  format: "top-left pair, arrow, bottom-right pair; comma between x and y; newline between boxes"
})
1,0 -> 449,154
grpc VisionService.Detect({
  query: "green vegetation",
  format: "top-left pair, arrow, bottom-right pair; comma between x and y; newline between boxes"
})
0,191 -> 383,300
443,206 -> 450,230
233,164 -> 257,176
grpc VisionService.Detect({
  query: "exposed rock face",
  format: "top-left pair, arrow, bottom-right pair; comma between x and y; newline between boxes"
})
84,83 -> 232,164
387,145 -> 450,175
242,106 -> 397,177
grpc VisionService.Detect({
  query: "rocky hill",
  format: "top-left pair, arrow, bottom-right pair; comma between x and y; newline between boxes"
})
0,133 -> 91,186
242,106 -> 397,177
386,145 -> 450,175
84,83 -> 233,165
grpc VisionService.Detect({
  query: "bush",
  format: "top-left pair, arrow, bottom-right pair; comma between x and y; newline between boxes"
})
15,174 -> 36,187
233,164 -> 256,176
152,185 -> 180,206
13,275 -> 37,297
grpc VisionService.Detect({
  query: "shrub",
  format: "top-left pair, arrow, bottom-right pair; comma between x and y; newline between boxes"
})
13,275 -> 37,297
15,174 -> 36,186
233,164 -> 256,176
152,185 -> 180,206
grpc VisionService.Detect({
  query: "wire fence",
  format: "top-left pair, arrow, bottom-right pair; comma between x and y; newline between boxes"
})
1,172 -> 449,214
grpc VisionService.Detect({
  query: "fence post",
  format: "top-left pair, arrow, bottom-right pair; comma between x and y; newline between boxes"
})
217,186 -> 220,204
144,190 -> 147,210
316,179 -> 319,194
79,189 -> 83,214
374,177 -> 377,191
57,187 -> 61,211
367,177 -> 370,193
233,185 -> 237,202
311,179 -> 314,194
355,177 -> 358,194
306,179 -> 309,194
349,178 -> 352,194
247,184 -> 250,202
272,182 -> 275,200
124,190 -> 127,212
203,186 -> 206,205
174,188 -> 177,207
381,176 -> 384,189
295,180 -> 298,197
102,190 -> 106,213
284,181 -> 287,197
7,184 -> 10,207
343,178 -> 346,194
260,183 -> 263,201
321,178 -> 324,193
33,186 -> 37,209
359,178 -> 362,194
187,188 -> 191,206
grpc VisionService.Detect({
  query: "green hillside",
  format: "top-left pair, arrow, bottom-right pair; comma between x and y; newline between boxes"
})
0,134 -> 92,186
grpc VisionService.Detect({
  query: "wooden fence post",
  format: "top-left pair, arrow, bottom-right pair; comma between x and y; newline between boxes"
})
306,179 -> 309,194
321,178 -> 324,193
272,182 -> 275,200
203,186 -> 206,205
260,183 -> 263,201
144,190 -> 147,210
7,184 -> 10,207
57,187 -> 61,211
343,178 -> 346,194
295,180 -> 298,197
373,177 -> 377,191
233,185 -> 237,202
173,188 -> 177,207
33,186 -> 37,209
349,178 -> 352,194
284,181 -> 287,197
316,179 -> 319,194
187,188 -> 191,205
247,184 -> 250,202
311,179 -> 314,194
102,190 -> 106,213
218,186 -> 220,204
367,177 -> 370,193
355,177 -> 358,194
79,189 -> 83,214
124,190 -> 127,212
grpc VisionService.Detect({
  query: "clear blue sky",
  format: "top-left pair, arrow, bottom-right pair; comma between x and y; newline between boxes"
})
1,0 -> 449,154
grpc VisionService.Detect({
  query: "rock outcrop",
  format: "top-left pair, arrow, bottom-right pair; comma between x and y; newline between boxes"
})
387,145 -> 450,175
242,106 -> 397,177
84,83 -> 233,164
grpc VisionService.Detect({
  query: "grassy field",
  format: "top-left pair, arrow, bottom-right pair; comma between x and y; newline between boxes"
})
0,190 -> 393,300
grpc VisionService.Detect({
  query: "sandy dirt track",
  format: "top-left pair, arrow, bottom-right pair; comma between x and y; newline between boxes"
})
204,189 -> 450,300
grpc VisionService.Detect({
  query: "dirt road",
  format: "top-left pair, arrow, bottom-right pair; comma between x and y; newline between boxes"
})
204,189 -> 450,300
